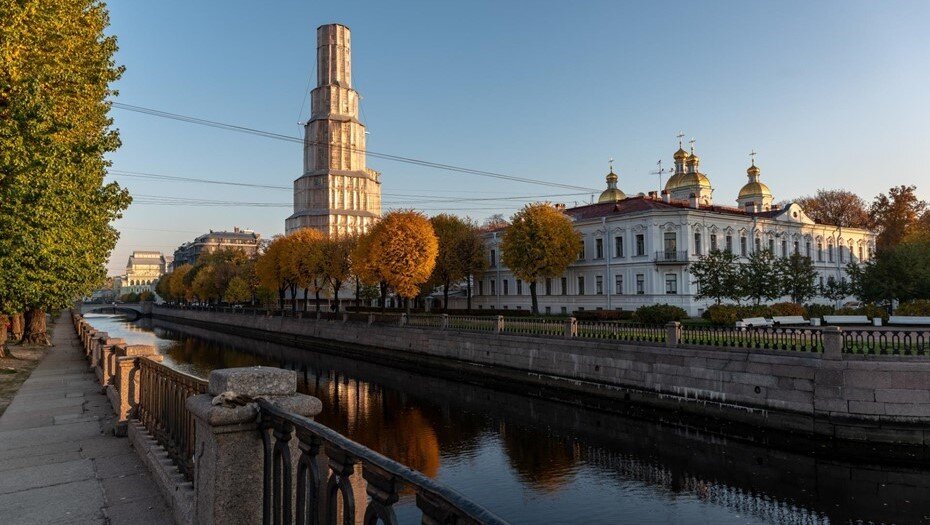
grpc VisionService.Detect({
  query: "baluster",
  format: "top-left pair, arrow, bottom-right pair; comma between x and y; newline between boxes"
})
295,430 -> 322,525
324,447 -> 357,525
273,419 -> 295,525
362,465 -> 400,525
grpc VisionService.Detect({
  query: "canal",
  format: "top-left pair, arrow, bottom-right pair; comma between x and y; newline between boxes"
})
83,313 -> 930,525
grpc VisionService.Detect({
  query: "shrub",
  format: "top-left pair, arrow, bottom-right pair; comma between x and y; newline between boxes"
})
704,304 -> 741,325
739,305 -> 774,319
633,304 -> 687,325
770,302 -> 806,317
896,300 -> 930,317
805,303 -> 834,320
138,290 -> 155,302
836,304 -> 889,322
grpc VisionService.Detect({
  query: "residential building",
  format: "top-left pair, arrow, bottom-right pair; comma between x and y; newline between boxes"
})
172,227 -> 261,269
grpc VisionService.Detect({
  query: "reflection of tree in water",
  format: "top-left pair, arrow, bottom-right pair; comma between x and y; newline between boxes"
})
499,423 -> 580,493
162,335 -> 274,376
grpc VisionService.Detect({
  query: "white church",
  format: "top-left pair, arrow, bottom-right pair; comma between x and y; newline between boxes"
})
470,142 -> 876,316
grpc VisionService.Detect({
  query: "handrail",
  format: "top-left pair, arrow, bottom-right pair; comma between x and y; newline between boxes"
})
137,357 -> 209,480
257,399 -> 510,525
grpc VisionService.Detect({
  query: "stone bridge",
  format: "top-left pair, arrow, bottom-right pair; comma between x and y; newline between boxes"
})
78,301 -> 152,320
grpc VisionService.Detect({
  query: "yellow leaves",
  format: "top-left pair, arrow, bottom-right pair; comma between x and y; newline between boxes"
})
364,211 -> 438,299
500,203 -> 581,282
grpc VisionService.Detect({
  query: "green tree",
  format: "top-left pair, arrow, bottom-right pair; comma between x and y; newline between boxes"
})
429,214 -> 470,310
870,185 -> 927,250
224,276 -> 251,304
320,234 -> 355,313
501,203 -> 581,315
0,0 -> 130,345
847,237 -> 930,306
459,218 -> 489,311
776,253 -> 818,303
689,249 -> 741,305
738,250 -> 781,305
794,190 -> 871,228
820,276 -> 850,304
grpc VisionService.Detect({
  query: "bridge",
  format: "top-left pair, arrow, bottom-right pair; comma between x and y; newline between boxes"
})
78,301 -> 151,320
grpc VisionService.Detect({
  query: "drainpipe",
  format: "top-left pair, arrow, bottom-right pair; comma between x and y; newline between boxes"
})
495,234 -> 501,310
604,217 -> 611,310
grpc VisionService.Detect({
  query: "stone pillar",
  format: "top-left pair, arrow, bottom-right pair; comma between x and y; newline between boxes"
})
368,313 -> 375,325
496,315 -> 505,334
108,345 -> 162,436
186,367 -> 322,525
441,314 -> 449,330
666,321 -> 681,347
399,313 -> 407,327
84,329 -> 97,355
342,312 -> 349,323
822,326 -> 844,361
140,300 -> 154,317
564,317 -> 577,338
90,332 -> 108,365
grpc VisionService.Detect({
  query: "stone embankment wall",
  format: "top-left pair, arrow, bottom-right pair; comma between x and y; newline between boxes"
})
154,307 -> 930,444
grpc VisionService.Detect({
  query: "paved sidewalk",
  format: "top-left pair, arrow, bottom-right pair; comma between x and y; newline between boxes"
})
0,312 -> 173,524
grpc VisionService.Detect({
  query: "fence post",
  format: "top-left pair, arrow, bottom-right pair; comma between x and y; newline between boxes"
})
400,313 -> 408,327
822,326 -> 843,360
342,312 -> 349,323
564,317 -> 577,338
108,345 -> 162,436
441,313 -> 449,330
666,321 -> 681,347
496,315 -> 505,334
186,367 -> 321,525
368,313 -> 375,325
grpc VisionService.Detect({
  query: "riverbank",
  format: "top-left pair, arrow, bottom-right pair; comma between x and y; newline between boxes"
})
153,306 -> 930,446
0,311 -> 172,524
0,315 -> 55,417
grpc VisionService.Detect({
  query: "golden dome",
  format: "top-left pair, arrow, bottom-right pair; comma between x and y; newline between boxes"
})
664,172 -> 684,191
747,163 -> 761,176
680,172 -> 711,189
687,153 -> 700,165
673,148 -> 690,161
738,181 -> 772,199
598,188 -> 626,203
606,169 -> 618,183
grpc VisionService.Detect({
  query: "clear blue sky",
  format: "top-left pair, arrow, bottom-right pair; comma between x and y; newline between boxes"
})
104,0 -> 930,275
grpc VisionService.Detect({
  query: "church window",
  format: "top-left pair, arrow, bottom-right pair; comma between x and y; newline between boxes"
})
754,237 -> 761,253
490,280 -> 496,295
725,235 -> 733,254
595,238 -> 604,259
545,278 -> 552,296
503,280 -> 509,295
781,240 -> 788,258
516,279 -> 522,295
710,234 -> 718,251
490,249 -> 496,268
694,233 -> 702,255
739,236 -> 747,257
794,241 -> 800,255
858,246 -> 863,261
839,245 -> 845,263
806,242 -> 812,258
828,243 -> 834,262
817,242 -> 823,261
768,239 -> 775,253
578,240 -> 586,260
478,281 -> 484,296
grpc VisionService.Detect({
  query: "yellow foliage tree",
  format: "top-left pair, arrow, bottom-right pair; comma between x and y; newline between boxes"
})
352,231 -> 389,310
367,211 -> 438,307
501,203 -> 581,314
255,236 -> 295,311
321,234 -> 356,313
169,264 -> 194,304
286,228 -> 325,312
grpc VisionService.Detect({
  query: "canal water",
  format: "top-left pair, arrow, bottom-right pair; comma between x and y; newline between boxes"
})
83,314 -> 930,525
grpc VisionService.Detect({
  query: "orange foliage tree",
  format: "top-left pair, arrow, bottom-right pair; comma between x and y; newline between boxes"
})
255,235 -> 297,311
286,228 -> 325,312
366,211 -> 438,309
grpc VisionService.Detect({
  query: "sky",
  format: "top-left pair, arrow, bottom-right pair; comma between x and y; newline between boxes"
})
104,0 -> 930,275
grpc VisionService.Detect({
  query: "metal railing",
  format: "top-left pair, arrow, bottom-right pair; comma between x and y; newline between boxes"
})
137,357 -> 209,481
257,399 -> 509,525
447,315 -> 498,332
842,329 -> 930,355
680,326 -> 823,352
577,321 -> 666,343
501,317 -> 565,336
407,313 -> 445,328
654,250 -> 689,264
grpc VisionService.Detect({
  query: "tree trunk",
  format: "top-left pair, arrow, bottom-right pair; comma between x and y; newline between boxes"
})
0,314 -> 9,358
278,288 -> 285,312
466,276 -> 472,311
379,281 -> 387,313
405,297 -> 411,315
315,289 -> 321,313
530,281 -> 539,315
10,313 -> 24,343
443,283 -> 450,312
332,280 -> 342,313
289,285 -> 298,315
303,288 -> 309,312
23,308 -> 49,346
355,277 -> 361,307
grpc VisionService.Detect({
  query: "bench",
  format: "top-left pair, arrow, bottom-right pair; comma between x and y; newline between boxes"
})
823,315 -> 870,325
736,317 -> 773,328
888,316 -> 930,326
771,316 -> 808,325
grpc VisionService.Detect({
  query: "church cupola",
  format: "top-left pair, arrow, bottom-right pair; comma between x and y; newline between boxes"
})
737,152 -> 773,212
666,137 -> 713,205
597,159 -> 626,203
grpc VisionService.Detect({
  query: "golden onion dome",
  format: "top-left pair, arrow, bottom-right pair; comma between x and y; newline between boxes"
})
673,148 -> 690,161
738,181 -> 772,199
687,153 -> 700,165
664,172 -> 684,191
677,172 -> 712,189
598,187 -> 626,203
747,163 -> 761,176
606,169 -> 618,183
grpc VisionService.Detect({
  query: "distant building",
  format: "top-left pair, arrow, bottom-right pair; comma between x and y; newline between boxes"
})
120,251 -> 168,296
172,227 -> 261,269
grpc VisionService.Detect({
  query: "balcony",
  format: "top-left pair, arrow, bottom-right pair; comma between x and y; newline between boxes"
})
654,250 -> 689,264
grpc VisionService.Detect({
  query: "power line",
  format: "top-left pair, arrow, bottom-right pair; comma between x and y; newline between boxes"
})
111,102 -> 598,192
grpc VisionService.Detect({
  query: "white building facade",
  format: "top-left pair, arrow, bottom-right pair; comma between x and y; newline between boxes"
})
119,251 -> 168,296
469,147 -> 876,316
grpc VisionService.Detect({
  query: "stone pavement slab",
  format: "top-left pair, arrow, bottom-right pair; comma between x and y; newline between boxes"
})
0,312 -> 173,524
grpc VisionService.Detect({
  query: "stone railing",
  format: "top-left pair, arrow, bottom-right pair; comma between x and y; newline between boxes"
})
71,311 -> 510,525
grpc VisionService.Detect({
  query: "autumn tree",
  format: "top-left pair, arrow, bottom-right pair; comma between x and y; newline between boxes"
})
286,228 -> 325,312
352,231 -> 389,311
458,218 -> 489,311
794,190 -> 871,228
169,264 -> 194,304
224,276 -> 251,304
0,0 -> 130,344
500,203 -> 581,315
320,234 -> 355,313
366,211 -> 438,311
255,236 -> 294,311
689,250 -> 741,304
429,214 -> 471,310
870,185 -> 928,250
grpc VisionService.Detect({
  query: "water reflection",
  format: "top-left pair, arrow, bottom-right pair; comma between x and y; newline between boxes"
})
83,314 -> 930,525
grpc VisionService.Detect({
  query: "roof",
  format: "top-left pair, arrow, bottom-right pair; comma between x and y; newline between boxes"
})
565,195 -> 782,221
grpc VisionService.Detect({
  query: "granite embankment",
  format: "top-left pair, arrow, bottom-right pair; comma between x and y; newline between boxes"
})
153,307 -> 930,445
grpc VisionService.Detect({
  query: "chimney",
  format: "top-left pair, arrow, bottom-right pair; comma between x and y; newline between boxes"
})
648,191 -> 658,199
554,203 -> 566,211
661,190 -> 671,203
